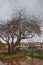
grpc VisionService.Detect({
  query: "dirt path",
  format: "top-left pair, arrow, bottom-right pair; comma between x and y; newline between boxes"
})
0,56 -> 43,65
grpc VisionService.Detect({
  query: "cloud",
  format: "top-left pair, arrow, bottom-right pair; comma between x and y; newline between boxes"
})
0,0 -> 43,21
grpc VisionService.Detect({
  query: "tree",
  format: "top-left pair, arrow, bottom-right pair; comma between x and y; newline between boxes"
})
0,23 -> 11,52
0,9 -> 41,53
9,9 -> 41,51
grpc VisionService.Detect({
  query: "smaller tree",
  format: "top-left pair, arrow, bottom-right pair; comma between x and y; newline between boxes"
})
0,24 -> 11,52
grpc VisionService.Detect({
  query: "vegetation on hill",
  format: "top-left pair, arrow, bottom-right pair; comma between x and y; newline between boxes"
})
0,41 -> 6,50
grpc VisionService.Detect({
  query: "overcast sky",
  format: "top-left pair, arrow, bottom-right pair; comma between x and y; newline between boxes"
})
0,0 -> 43,43
0,0 -> 43,21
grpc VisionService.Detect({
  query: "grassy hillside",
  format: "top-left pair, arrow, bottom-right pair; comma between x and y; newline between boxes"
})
0,41 -> 6,50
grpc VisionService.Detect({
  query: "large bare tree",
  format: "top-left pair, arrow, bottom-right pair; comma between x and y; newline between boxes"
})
0,9 -> 41,53
9,9 -> 41,52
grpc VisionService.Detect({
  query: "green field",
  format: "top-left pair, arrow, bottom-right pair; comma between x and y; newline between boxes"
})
0,42 -> 43,60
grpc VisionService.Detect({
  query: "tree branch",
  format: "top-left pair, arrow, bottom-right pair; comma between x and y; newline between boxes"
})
0,36 -> 8,42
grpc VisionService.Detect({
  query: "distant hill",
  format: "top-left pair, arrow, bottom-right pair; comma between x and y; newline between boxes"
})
0,41 -> 6,50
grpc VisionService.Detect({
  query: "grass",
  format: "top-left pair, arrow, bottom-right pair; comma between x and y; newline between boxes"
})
0,47 -> 43,60
25,51 -> 43,59
0,50 -> 43,60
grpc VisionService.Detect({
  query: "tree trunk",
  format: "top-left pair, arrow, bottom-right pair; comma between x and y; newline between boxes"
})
7,43 -> 11,53
11,42 -> 14,52
11,35 -> 14,52
11,32 -> 21,52
15,33 -> 21,51
18,39 -> 20,50
18,32 -> 21,50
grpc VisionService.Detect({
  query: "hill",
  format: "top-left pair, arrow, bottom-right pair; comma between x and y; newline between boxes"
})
0,41 -> 6,50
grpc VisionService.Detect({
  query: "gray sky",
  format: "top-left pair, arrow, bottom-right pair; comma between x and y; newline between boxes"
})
0,0 -> 43,43
0,0 -> 43,21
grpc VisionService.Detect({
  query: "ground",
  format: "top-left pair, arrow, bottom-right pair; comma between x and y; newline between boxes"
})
0,42 -> 43,65
0,56 -> 43,65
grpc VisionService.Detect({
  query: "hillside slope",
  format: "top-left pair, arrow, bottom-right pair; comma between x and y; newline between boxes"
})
0,41 -> 6,50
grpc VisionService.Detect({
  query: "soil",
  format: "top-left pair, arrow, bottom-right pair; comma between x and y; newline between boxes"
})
0,56 -> 43,65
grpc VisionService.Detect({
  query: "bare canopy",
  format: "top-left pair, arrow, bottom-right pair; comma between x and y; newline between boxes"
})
0,9 -> 41,52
